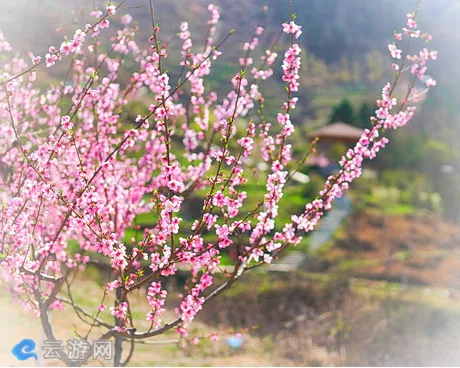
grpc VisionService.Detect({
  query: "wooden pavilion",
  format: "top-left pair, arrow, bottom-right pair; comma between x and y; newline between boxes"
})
306,122 -> 364,174
306,121 -> 363,143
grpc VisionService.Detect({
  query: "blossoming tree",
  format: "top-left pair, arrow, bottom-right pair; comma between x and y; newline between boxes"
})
0,0 -> 437,365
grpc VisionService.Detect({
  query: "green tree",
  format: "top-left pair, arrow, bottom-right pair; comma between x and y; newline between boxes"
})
329,98 -> 354,124
357,102 -> 374,129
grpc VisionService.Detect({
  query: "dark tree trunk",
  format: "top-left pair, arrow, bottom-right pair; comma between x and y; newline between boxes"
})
114,286 -> 123,367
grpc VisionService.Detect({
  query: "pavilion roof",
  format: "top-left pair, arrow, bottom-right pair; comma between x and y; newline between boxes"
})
307,122 -> 363,143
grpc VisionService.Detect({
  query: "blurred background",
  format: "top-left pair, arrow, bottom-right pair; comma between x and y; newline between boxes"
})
1,0 -> 460,366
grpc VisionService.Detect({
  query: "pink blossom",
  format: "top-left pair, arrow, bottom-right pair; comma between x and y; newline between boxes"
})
0,31 -> 11,52
106,280 -> 121,292
45,53 -> 58,67
110,302 -> 128,320
426,78 -> 436,87
282,21 -> 302,39
61,115 -> 73,130
121,14 -> 133,25
388,44 -> 402,59
0,2 -> 437,349
106,5 -> 116,16
407,18 -> 417,29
